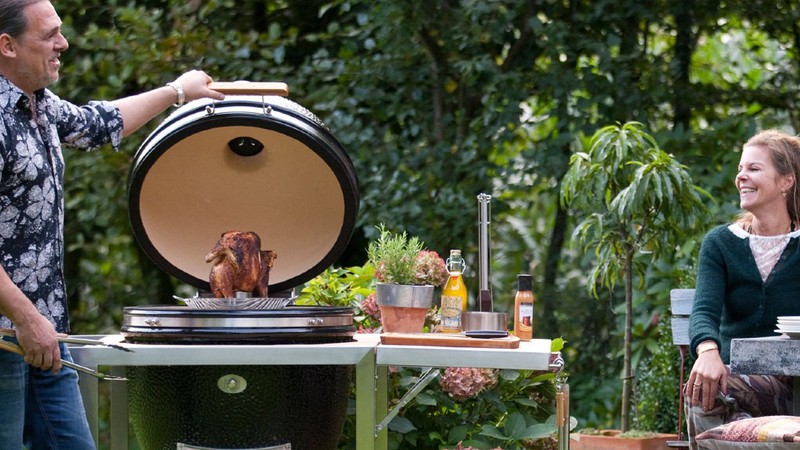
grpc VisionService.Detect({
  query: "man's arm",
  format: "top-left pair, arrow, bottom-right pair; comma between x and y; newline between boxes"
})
0,265 -> 61,372
112,70 -> 225,138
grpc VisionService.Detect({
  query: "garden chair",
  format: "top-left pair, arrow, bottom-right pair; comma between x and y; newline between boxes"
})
667,288 -> 694,448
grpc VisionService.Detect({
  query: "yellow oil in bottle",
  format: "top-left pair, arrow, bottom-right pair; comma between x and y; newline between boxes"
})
440,250 -> 467,333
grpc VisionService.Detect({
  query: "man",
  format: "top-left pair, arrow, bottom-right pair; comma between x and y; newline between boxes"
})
0,0 -> 224,447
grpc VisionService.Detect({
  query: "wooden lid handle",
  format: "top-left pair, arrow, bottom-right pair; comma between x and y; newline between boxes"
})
209,81 -> 289,96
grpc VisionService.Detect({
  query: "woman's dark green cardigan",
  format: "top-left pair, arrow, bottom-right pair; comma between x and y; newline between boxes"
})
689,224 -> 800,364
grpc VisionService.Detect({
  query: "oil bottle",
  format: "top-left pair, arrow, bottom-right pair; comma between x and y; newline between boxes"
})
440,249 -> 467,333
514,273 -> 534,340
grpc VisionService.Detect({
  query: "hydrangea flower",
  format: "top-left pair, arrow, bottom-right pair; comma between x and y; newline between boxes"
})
413,250 -> 449,286
449,442 -> 502,450
439,367 -> 499,401
360,293 -> 380,318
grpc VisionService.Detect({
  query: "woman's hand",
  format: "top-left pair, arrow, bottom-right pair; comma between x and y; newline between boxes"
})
687,347 -> 727,411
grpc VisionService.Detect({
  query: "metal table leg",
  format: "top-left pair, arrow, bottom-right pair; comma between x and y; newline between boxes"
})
356,348 -> 377,450
557,383 -> 570,450
77,372 -> 99,446
551,353 -> 570,450
375,366 -> 389,450
110,366 -> 128,450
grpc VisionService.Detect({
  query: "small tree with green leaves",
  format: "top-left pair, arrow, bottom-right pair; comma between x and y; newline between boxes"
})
560,122 -> 708,431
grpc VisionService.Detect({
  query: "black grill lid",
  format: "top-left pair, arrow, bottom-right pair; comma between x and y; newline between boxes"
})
128,92 -> 359,294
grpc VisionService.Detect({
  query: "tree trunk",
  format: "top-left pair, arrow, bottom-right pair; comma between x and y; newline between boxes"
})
621,244 -> 635,432
671,0 -> 697,131
541,196 -> 569,338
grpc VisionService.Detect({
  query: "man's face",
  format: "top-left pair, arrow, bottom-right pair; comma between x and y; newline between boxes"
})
10,1 -> 68,93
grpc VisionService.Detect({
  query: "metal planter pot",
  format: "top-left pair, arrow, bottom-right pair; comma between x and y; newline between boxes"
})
375,283 -> 434,333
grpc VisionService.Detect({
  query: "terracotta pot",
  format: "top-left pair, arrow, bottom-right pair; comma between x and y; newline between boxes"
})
375,283 -> 434,333
378,305 -> 430,333
571,430 -> 679,450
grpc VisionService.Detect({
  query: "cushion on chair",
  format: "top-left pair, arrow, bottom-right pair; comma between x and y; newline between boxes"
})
696,416 -> 800,449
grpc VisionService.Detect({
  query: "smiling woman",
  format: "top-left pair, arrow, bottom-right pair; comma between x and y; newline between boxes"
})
736,134 -> 799,235
686,129 -> 800,449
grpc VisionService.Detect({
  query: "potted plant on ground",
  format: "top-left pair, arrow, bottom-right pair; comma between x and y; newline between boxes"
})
560,122 -> 708,435
367,224 -> 449,332
571,428 -> 682,450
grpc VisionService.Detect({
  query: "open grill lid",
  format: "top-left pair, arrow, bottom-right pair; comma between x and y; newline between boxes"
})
128,85 -> 359,294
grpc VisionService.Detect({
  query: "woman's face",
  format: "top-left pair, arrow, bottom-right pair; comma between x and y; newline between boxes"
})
737,144 -> 793,216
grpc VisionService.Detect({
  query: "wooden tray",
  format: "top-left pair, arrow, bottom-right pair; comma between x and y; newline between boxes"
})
380,332 -> 520,349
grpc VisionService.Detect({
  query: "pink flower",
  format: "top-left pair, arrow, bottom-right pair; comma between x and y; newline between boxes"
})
374,263 -> 387,282
356,325 -> 380,334
449,443 -> 503,450
413,250 -> 449,287
439,367 -> 499,401
360,293 -> 380,318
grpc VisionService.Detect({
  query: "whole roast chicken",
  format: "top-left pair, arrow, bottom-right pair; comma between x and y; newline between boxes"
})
205,231 -> 277,298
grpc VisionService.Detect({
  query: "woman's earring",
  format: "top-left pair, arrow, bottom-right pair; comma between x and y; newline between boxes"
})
783,190 -> 788,198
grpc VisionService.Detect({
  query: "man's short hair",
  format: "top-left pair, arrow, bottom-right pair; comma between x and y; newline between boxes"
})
0,0 -> 45,38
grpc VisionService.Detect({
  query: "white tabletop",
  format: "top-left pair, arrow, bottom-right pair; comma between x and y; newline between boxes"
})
70,333 -> 380,367
376,337 -> 553,370
72,333 -> 552,370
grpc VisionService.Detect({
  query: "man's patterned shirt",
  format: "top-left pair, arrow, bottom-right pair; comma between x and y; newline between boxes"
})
0,75 -> 123,332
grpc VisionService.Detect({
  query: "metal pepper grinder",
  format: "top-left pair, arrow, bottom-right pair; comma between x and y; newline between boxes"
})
477,193 -> 493,312
461,193 -> 507,333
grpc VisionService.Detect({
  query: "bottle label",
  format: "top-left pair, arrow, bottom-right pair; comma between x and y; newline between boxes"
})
440,295 -> 463,332
518,302 -> 533,331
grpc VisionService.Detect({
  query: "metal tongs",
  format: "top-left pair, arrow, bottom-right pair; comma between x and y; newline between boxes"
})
0,329 -> 130,381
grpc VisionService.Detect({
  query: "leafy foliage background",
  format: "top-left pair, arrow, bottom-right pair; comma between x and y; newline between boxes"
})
47,0 -> 800,437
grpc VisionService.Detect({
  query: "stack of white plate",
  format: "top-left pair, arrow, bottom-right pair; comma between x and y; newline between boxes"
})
775,316 -> 800,338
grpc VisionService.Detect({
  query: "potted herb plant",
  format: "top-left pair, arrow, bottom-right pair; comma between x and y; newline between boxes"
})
367,225 -> 448,333
560,122 -> 707,433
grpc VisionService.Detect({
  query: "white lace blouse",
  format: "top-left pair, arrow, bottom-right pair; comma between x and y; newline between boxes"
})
729,224 -> 800,282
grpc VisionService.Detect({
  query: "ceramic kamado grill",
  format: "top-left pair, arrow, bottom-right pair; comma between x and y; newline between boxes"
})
120,82 -> 359,450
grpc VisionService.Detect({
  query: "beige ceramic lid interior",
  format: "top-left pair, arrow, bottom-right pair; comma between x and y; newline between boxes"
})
137,124 -> 345,289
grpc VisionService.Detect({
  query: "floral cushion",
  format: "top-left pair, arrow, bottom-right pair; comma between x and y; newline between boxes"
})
696,416 -> 800,449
